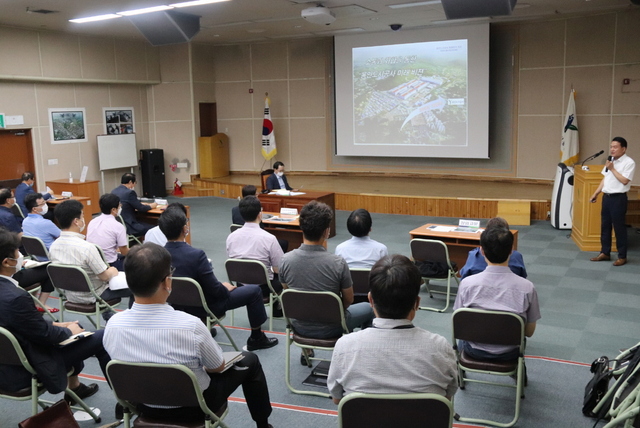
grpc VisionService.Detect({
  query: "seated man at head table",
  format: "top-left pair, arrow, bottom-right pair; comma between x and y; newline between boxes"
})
454,225 -> 541,361
265,161 -> 295,192
160,203 -> 279,351
459,217 -> 527,280
327,254 -> 458,404
0,228 -> 109,404
87,194 -> 129,271
278,201 -> 375,344
49,199 -> 133,315
335,208 -> 388,269
111,172 -> 157,237
15,171 -> 54,220
103,243 -> 274,428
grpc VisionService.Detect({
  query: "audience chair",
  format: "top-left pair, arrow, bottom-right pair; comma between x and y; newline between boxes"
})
46,264 -> 121,329
452,308 -> 526,428
338,392 -> 453,428
107,360 -> 229,428
21,236 -> 51,261
116,215 -> 142,246
12,203 -> 25,219
281,289 -> 349,398
260,169 -> 274,191
410,239 -> 459,313
602,362 -> 640,428
19,236 -> 58,321
0,327 -> 101,422
167,277 -> 239,351
229,224 -> 242,233
349,268 -> 371,304
225,259 -> 282,331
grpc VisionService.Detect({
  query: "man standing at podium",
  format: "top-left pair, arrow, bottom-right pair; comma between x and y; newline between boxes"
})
589,137 -> 635,266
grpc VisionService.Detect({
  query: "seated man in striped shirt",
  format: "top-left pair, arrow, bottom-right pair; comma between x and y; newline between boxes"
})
103,244 -> 273,428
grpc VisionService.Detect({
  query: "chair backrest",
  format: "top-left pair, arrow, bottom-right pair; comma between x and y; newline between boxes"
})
452,308 -> 524,348
229,224 -> 242,233
338,392 -> 453,428
410,239 -> 451,267
93,244 -> 108,264
21,236 -> 50,260
46,264 -> 93,294
260,169 -> 274,190
167,277 -> 209,309
281,289 -> 345,325
349,268 -> 371,295
107,361 -> 204,409
116,215 -> 126,227
225,258 -> 269,286
12,203 -> 25,219
0,327 -> 35,373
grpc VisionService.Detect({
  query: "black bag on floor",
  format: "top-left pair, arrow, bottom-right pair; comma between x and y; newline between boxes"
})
414,260 -> 457,278
583,356 -> 612,417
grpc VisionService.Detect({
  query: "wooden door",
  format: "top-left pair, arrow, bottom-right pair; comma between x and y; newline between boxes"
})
0,130 -> 35,188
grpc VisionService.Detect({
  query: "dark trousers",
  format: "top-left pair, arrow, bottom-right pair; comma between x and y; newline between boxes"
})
14,265 -> 54,293
601,193 -> 628,259
138,352 -> 272,426
214,284 -> 268,329
61,329 -> 111,382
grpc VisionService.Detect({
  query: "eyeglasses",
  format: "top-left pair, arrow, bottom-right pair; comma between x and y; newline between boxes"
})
166,266 -> 176,280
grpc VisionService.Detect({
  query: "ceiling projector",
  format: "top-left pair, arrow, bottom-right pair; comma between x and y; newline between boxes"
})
301,6 -> 336,25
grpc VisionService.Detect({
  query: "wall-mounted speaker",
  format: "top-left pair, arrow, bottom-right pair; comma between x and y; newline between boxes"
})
128,10 -> 200,46
441,0 -> 517,20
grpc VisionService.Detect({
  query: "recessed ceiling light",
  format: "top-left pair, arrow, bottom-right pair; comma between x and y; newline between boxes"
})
388,1 -> 441,9
117,5 -> 173,16
170,0 -> 229,7
69,14 -> 122,23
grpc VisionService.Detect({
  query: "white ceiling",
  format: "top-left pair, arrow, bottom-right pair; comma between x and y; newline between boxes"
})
0,0 -> 634,45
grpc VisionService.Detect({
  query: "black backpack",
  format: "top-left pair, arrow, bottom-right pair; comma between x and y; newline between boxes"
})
582,356 -> 612,417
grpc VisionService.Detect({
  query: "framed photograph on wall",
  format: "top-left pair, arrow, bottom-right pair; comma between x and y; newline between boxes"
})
103,108 -> 134,135
49,108 -> 88,144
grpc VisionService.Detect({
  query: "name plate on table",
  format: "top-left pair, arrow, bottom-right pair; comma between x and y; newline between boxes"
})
61,191 -> 73,198
459,219 -> 480,228
281,208 -> 298,216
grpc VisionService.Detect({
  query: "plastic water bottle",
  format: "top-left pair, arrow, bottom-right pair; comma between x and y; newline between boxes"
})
69,172 -> 73,183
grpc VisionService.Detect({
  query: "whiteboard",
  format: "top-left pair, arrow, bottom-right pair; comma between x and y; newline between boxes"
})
97,134 -> 138,170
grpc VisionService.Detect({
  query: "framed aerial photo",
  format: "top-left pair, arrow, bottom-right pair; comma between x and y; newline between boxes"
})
49,108 -> 88,144
103,107 -> 134,135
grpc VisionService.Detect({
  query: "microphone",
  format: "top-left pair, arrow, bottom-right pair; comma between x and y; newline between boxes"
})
580,150 -> 605,167
605,155 -> 613,172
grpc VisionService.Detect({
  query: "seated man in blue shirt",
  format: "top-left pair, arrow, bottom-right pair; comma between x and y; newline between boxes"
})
459,217 -> 527,280
22,192 -> 60,252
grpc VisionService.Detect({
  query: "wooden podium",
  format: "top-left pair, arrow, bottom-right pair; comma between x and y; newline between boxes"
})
198,133 -> 229,179
571,168 -> 615,251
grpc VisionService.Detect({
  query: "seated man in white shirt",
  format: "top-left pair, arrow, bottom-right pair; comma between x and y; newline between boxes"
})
49,199 -> 132,314
335,209 -> 388,268
144,202 -> 186,247
87,194 -> 128,271
103,243 -> 274,427
328,254 -> 458,403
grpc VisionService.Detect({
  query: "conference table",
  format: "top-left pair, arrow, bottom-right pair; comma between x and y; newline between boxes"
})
258,191 -> 336,238
409,223 -> 519,269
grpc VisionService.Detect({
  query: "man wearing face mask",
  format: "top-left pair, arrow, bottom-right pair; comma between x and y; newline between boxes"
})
22,193 -> 60,252
0,188 -> 23,236
265,161 -> 294,192
49,200 -> 132,311
0,228 -> 109,403
87,194 -> 129,271
15,172 -> 53,220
